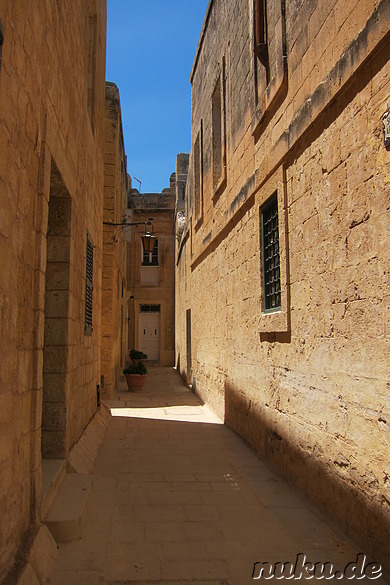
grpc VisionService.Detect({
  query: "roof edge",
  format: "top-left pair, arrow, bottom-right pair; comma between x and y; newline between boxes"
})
190,0 -> 214,83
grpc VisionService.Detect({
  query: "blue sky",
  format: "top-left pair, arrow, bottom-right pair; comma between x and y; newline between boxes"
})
106,1 -> 209,193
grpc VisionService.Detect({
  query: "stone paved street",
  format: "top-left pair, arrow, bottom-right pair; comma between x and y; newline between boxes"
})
46,367 -> 388,584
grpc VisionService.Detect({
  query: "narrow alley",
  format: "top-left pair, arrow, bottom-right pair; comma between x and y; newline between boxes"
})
1,2 -> 389,583
45,367 -> 385,585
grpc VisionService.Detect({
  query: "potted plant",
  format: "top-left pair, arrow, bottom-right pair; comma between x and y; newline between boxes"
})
123,361 -> 148,391
129,349 -> 148,366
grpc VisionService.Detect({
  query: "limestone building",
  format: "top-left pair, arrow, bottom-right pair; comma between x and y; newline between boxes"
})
0,1 -> 107,581
176,0 -> 390,565
127,179 -> 176,366
101,82 -> 129,398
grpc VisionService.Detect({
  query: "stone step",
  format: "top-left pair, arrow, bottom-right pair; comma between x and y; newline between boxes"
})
43,473 -> 92,542
41,458 -> 67,519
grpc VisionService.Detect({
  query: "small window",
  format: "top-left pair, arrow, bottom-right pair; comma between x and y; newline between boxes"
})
212,60 -> 227,201
254,0 -> 269,74
252,0 -> 287,135
212,76 -> 222,188
193,122 -> 203,224
142,238 -> 159,266
84,231 -> 94,335
261,194 -> 280,312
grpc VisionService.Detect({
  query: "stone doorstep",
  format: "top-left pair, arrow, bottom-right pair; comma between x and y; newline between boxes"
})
41,405 -> 110,544
68,403 -> 111,474
43,472 -> 93,542
41,458 -> 67,519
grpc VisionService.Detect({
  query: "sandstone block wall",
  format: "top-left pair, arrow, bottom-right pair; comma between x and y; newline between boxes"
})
101,82 -> 128,398
0,0 -> 106,580
176,0 -> 390,565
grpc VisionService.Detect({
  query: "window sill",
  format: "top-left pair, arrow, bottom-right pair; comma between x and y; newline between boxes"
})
252,56 -> 287,138
140,266 -> 160,285
212,171 -> 227,204
259,307 -> 289,334
194,213 -> 203,232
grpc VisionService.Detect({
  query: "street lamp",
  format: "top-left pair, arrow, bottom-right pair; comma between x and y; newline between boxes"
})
103,217 -> 156,251
141,229 -> 156,253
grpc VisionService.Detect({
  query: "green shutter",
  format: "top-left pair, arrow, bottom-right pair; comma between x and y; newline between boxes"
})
84,231 -> 94,335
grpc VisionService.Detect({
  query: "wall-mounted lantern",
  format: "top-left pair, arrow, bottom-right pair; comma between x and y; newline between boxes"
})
103,217 -> 156,250
141,226 -> 156,254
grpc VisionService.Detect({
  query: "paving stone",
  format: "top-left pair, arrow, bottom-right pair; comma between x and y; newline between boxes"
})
144,521 -> 186,543
161,558 -> 229,581
134,503 -> 187,522
108,521 -> 145,543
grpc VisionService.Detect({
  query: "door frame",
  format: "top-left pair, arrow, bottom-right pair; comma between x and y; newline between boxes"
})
139,309 -> 161,360
134,299 -> 166,361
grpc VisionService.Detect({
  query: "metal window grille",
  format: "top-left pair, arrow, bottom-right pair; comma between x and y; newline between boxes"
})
262,194 -> 281,311
142,238 -> 159,266
140,304 -> 160,313
84,232 -> 94,335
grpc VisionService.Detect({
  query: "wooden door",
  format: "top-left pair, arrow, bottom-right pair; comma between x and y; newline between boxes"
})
139,311 -> 160,360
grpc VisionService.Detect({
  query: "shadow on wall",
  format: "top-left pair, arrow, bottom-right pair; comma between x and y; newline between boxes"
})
224,379 -> 390,572
259,331 -> 291,343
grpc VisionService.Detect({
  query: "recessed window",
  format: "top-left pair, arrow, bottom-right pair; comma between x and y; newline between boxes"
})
254,0 -> 269,79
252,0 -> 287,136
193,122 -> 203,224
84,231 -> 94,335
212,77 -> 222,187
261,194 -> 281,312
212,58 -> 227,199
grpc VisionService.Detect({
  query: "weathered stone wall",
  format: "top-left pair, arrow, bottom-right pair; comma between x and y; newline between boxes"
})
127,185 -> 176,366
175,153 -> 190,214
176,0 -> 390,565
0,0 -> 106,580
101,83 -> 128,398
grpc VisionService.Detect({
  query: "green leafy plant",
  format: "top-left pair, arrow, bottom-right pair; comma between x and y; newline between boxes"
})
123,362 -> 147,376
129,349 -> 148,360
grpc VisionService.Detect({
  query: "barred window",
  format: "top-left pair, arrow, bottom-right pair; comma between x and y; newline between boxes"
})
84,231 -> 94,335
261,194 -> 281,312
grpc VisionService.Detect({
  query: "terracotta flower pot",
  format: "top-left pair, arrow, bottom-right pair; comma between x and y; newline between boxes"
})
125,373 -> 147,391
